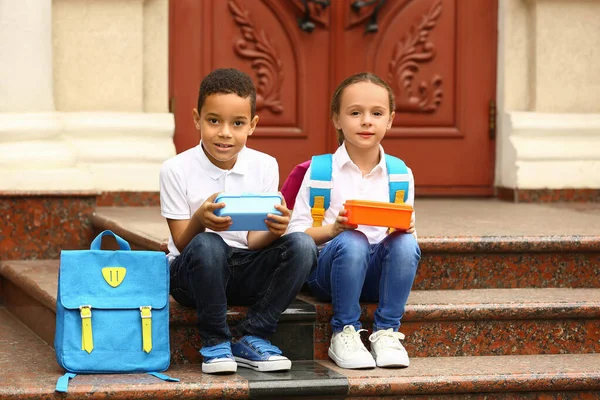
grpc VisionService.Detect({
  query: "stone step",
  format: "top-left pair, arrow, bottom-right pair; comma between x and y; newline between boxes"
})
3,260 -> 599,363
92,205 -> 600,290
298,290 -> 600,360
1,306 -> 600,399
0,259 -> 316,362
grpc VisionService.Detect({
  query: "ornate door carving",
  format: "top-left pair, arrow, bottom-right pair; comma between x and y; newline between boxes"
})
336,0 -> 497,194
171,0 -> 332,184
170,0 -> 497,194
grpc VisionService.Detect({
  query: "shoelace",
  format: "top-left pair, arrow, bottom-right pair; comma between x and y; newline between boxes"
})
200,342 -> 232,359
369,329 -> 406,350
339,327 -> 369,352
244,336 -> 282,355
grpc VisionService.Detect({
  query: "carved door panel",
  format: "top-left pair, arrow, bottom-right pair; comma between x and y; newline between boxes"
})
335,0 -> 497,195
170,0 -> 333,186
170,0 -> 497,193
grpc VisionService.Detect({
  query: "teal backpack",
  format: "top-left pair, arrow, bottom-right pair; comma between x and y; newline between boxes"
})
280,154 -> 410,226
54,230 -> 179,392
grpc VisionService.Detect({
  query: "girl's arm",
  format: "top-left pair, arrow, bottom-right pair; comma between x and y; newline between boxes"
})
304,209 -> 357,246
288,167 -> 357,245
406,167 -> 417,239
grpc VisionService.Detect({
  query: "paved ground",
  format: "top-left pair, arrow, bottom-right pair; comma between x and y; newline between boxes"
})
415,199 -> 600,237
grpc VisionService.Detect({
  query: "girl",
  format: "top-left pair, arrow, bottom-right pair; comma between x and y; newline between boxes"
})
287,72 -> 420,369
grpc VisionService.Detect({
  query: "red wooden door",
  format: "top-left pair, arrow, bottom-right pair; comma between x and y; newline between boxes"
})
170,0 -> 333,185
170,0 -> 497,195
334,0 -> 497,195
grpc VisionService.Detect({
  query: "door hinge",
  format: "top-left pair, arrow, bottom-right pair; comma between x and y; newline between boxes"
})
489,100 -> 496,140
169,96 -> 175,114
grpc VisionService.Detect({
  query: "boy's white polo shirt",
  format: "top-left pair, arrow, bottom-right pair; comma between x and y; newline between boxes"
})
160,142 -> 278,263
287,142 -> 415,246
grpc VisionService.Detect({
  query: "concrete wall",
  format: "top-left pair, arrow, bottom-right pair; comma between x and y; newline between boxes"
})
2,0 -> 599,192
52,0 -> 169,113
0,0 -> 174,192
496,0 -> 600,189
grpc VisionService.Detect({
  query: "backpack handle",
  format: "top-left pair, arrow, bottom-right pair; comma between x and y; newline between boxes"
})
90,230 -> 132,251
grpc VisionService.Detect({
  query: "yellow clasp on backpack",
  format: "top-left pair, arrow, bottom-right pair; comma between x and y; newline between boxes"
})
388,190 -> 406,234
140,306 -> 153,353
79,305 -> 94,353
311,196 -> 326,227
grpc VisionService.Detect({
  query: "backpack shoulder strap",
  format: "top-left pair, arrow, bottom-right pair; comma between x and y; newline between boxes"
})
309,154 -> 333,227
385,154 -> 410,203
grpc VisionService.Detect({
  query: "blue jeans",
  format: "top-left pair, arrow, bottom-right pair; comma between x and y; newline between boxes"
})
170,232 -> 317,347
308,230 -> 420,333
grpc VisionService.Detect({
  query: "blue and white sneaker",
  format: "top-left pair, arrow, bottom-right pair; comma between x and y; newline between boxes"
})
231,336 -> 292,372
200,342 -> 237,374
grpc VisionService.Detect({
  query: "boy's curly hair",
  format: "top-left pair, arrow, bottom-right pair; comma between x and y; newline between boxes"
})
197,68 -> 257,117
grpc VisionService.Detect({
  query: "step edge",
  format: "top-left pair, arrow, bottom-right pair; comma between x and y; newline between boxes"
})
345,371 -> 600,396
92,212 -> 166,252
2,363 -> 599,398
4,260 -> 599,324
419,235 -> 600,253
0,262 -> 56,312
0,381 -> 251,399
92,209 -> 600,254
247,377 -> 349,398
403,302 -> 600,321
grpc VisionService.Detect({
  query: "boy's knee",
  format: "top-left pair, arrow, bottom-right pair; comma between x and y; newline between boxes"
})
282,232 -> 317,273
189,232 -> 227,250
186,232 -> 229,267
286,232 -> 318,258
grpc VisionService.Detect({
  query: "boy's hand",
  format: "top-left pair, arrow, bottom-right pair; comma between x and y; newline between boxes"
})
331,209 -> 358,236
264,193 -> 291,237
194,192 -> 232,232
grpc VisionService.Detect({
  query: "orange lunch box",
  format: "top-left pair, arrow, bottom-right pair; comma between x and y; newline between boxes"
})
344,200 -> 413,229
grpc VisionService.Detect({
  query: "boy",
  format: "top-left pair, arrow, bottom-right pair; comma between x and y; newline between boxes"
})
160,68 -> 317,374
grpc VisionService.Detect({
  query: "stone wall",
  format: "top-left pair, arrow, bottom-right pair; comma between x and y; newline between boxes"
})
496,0 -> 600,190
0,0 -> 174,192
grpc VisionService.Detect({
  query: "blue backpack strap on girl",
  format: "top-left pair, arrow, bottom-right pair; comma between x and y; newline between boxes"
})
308,154 -> 409,226
309,154 -> 333,227
384,154 -> 410,203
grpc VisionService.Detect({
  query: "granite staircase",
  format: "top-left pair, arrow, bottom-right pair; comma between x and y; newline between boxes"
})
1,198 -> 600,399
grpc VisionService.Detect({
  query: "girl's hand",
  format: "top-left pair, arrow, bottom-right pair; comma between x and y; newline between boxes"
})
331,209 -> 358,236
387,212 -> 415,235
406,212 -> 415,234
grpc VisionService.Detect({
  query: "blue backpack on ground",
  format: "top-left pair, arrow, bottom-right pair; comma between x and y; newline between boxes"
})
54,230 -> 178,392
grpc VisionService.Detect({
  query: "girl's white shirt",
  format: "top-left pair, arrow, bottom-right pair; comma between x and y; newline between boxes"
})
287,142 -> 416,246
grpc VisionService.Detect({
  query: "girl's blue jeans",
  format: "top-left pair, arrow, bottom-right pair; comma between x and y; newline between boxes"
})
307,230 -> 421,333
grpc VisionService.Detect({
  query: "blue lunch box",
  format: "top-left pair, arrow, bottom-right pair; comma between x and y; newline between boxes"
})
213,192 -> 283,231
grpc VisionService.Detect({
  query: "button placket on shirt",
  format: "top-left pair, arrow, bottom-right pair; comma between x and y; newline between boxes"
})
358,172 -> 373,200
223,171 -> 233,192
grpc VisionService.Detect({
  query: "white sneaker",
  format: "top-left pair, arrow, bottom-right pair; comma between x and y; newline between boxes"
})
369,328 -> 409,367
328,325 -> 376,369
202,356 -> 237,374
200,342 -> 237,374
